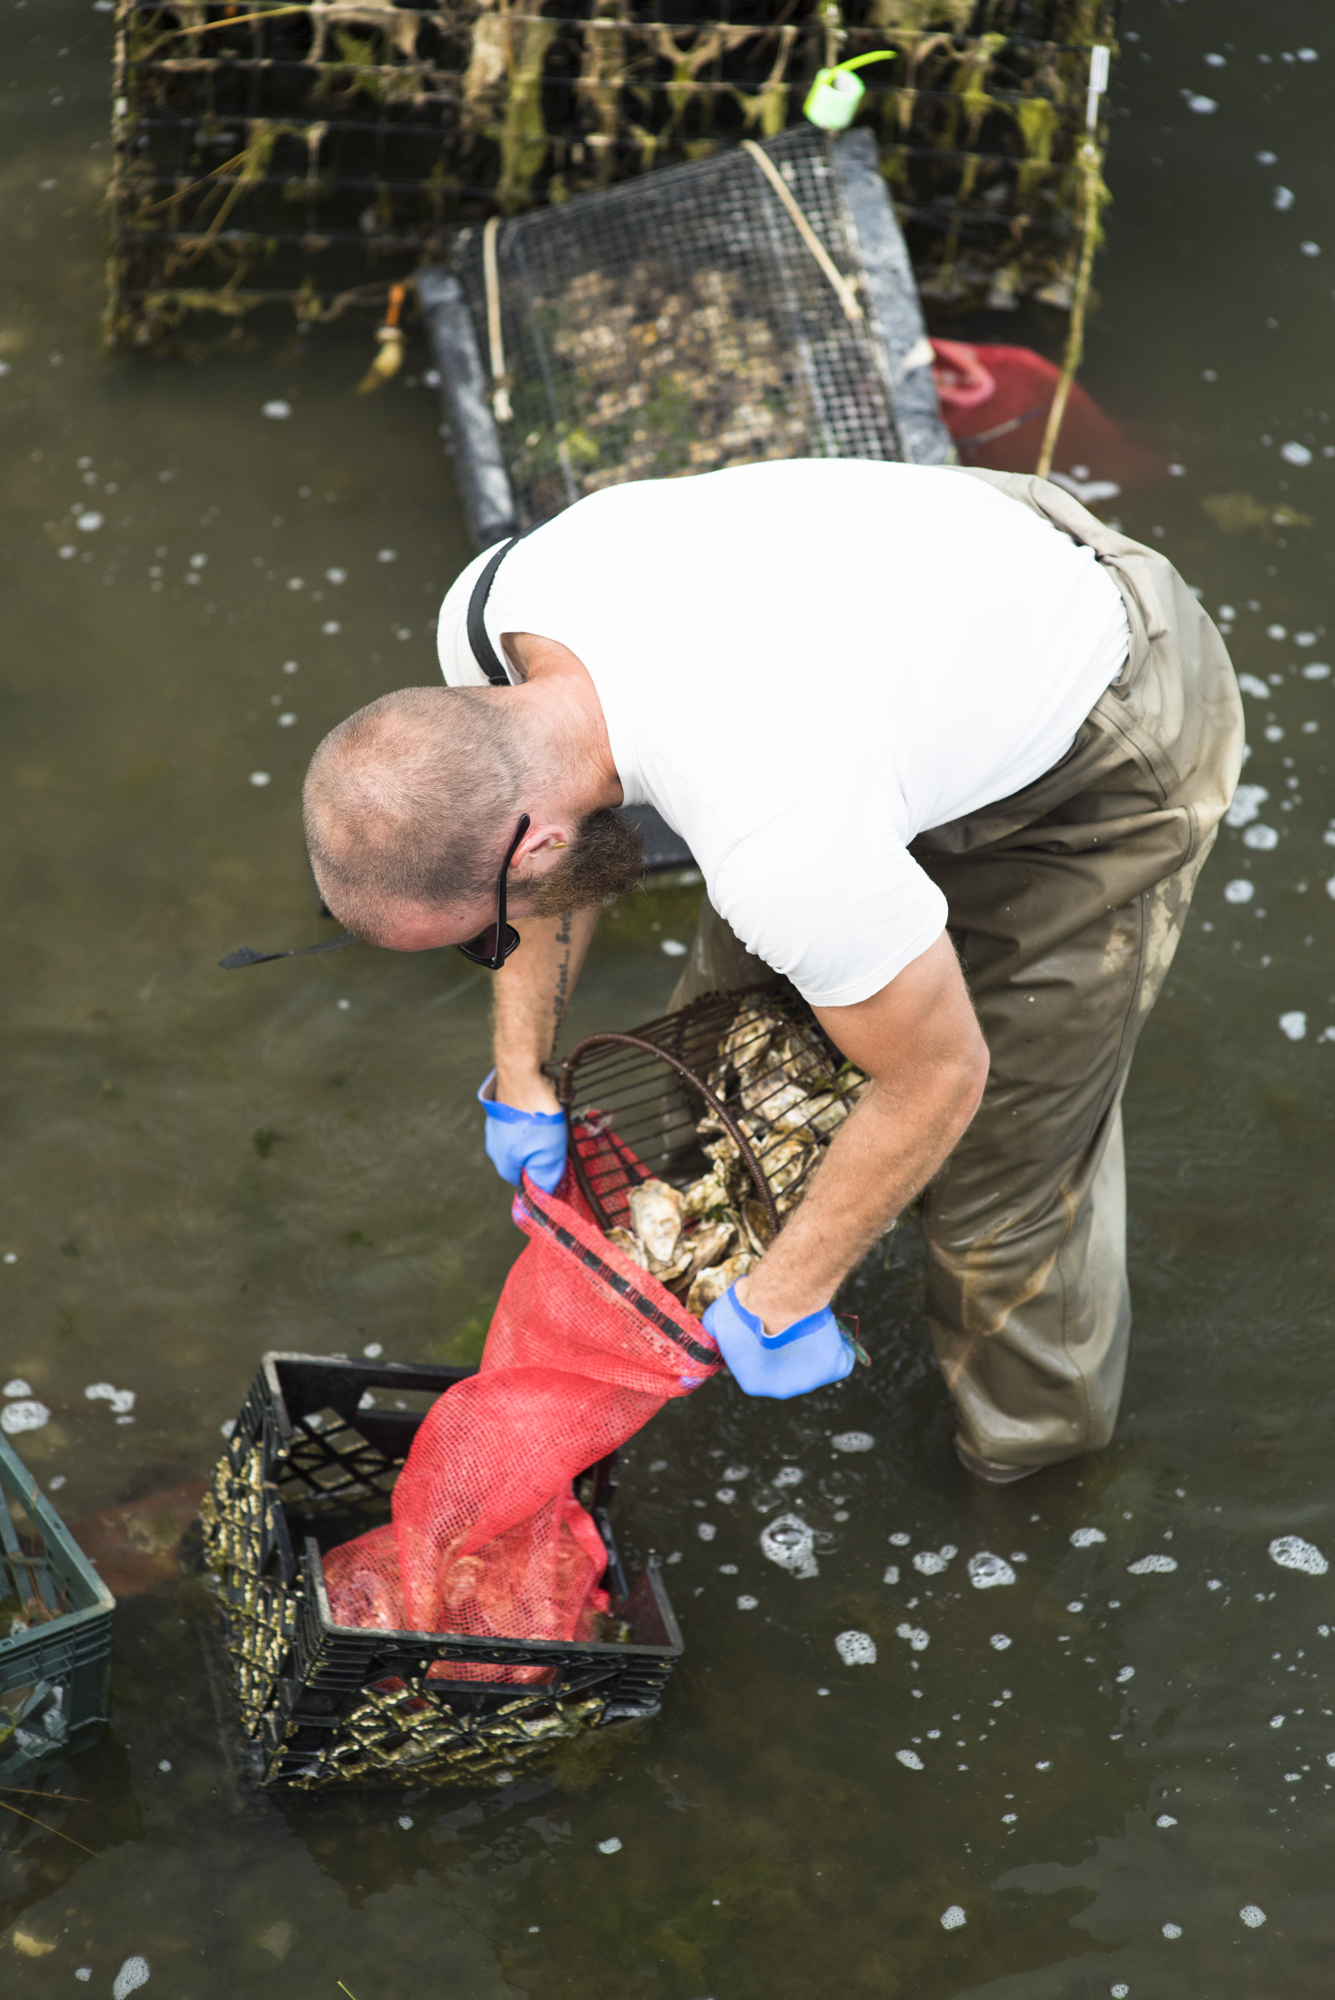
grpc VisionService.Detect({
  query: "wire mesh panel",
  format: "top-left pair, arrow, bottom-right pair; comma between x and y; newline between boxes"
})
559,987 -> 868,1318
108,1 -> 1117,342
452,125 -> 899,526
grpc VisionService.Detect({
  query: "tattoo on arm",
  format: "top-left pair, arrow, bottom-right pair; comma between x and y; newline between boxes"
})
551,911 -> 573,1057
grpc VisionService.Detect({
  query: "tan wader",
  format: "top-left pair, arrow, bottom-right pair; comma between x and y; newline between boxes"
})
667,470 -> 1244,1474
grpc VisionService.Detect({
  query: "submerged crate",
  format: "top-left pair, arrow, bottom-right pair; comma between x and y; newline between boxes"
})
421,123 -> 947,544
200,1352 -> 682,1792
107,1 -> 1118,343
0,1435 -> 116,1781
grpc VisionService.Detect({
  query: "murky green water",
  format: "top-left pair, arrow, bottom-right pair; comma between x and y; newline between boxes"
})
4,3 -> 1335,1994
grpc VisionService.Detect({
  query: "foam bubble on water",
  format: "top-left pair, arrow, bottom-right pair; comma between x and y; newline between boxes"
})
113,1960 -> 150,1999
888,1530 -> 911,1546
990,1634 -> 1013,1651
1303,662 -> 1332,679
1071,1526 -> 1107,1548
1281,441 -> 1313,465
1284,1770 -> 1303,1782
968,1552 -> 1016,1589
1156,1813 -> 1177,1827
1035,1759 -> 1052,1770
723,1464 -> 749,1480
362,1342 -> 383,1358
75,1972 -> 91,1984
1066,1600 -> 1085,1613
1243,824 -> 1279,850
1224,879 -> 1255,904
1226,784 -> 1269,828
85,1383 -> 135,1415
1270,1714 -> 1285,1728
1279,1012 -> 1308,1041
736,1595 -> 758,1611
249,771 -> 271,787
1237,672 -> 1270,698
913,1548 -> 956,1576
831,1430 -> 874,1452
772,1465 -> 804,1487
1184,93 -> 1217,113
660,939 -> 687,957
1116,1665 -> 1135,1682
377,548 -> 398,563
321,620 -> 341,635
896,1748 -> 924,1770
597,1837 -> 622,1854
940,1904 -> 966,1929
1239,1904 -> 1266,1928
219,1418 -> 236,1439
3,1379 -> 31,1398
835,1629 -> 877,1666
896,1623 -> 930,1652
0,1401 -> 49,1435
262,400 -> 292,419
1127,1555 -> 1178,1575
1110,1986 -> 1129,1998
1270,1534 -> 1328,1574
1162,1922 -> 1182,1939
883,1565 -> 900,1584
696,1522 -> 716,1542
715,1487 -> 736,1505
760,1513 -> 818,1579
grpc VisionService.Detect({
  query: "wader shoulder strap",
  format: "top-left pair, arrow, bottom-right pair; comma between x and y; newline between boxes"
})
467,535 -> 520,685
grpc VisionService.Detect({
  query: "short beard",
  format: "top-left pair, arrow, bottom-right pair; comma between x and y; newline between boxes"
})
517,809 -> 645,915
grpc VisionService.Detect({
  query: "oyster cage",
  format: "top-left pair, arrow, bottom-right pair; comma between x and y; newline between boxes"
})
107,1 -> 1117,344
558,986 -> 868,1317
423,122 -> 952,544
200,1351 -> 683,1793
0,1433 -> 116,1782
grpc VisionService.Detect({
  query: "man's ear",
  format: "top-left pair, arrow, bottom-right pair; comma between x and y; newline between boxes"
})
516,822 -> 571,865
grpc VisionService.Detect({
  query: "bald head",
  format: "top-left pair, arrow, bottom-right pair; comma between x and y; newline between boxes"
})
304,686 -> 523,940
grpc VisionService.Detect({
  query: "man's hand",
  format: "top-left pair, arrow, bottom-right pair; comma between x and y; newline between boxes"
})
735,931 -> 989,1337
703,1285 -> 856,1399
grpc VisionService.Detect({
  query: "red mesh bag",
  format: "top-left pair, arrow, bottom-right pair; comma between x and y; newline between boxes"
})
322,1127 -> 720,1679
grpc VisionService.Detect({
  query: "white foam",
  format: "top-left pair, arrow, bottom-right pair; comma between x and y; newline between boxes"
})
896,1623 -> 930,1652
249,771 -> 271,787
896,1748 -> 924,1770
1071,1526 -> 1107,1548
113,1960 -> 151,2000
760,1513 -> 818,1579
1227,783 -> 1270,827
660,939 -> 687,957
831,1430 -> 874,1452
1184,92 -> 1217,113
968,1552 -> 1016,1589
262,400 -> 292,419
1237,673 -> 1269,698
3,1379 -> 31,1397
1156,1814 -> 1177,1827
1279,1012 -> 1308,1041
835,1629 -> 877,1666
0,1401 -> 49,1436
736,1595 -> 758,1611
1224,878 -> 1255,904
597,1836 -> 622,1854
940,1904 -> 966,1929
76,511 -> 103,532
1270,1534 -> 1328,1574
1282,441 -> 1313,465
1162,1922 -> 1182,1939
888,1530 -> 911,1546
1239,1905 -> 1266,1928
1127,1555 -> 1177,1575
1243,824 -> 1279,850
696,1522 -> 716,1542
990,1634 -> 1012,1651
1270,1714 -> 1285,1728
1303,662 -> 1332,679
772,1466 -> 804,1488
1117,1666 -> 1135,1683
85,1383 -> 135,1415
913,1547 -> 956,1576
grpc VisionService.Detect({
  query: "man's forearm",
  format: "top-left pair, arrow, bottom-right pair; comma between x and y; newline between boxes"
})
737,1053 -> 985,1333
492,906 -> 600,1112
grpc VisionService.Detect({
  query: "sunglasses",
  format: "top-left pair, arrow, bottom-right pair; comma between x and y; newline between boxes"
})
456,814 -> 530,968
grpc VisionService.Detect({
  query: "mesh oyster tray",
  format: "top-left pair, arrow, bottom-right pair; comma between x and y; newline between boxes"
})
201,1351 -> 681,1793
420,122 -> 949,546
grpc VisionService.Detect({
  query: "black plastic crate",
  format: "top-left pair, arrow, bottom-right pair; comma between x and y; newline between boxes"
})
201,1352 -> 682,1792
0,1433 -> 116,1781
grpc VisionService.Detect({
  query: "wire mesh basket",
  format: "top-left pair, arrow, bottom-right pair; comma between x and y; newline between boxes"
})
1,1435 -> 116,1781
451,123 -> 901,527
107,1 -> 1117,344
201,1352 -> 683,1791
558,986 -> 868,1319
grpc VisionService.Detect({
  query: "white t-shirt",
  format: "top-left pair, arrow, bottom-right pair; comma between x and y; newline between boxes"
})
437,460 -> 1129,1007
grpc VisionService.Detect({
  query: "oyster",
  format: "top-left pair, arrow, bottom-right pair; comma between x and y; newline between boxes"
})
741,1197 -> 776,1255
606,1227 -> 649,1270
627,1177 -> 684,1265
682,1169 -> 730,1217
687,1248 -> 755,1320
682,1214 -> 737,1283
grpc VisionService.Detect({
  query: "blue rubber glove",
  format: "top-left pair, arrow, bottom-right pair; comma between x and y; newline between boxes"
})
477,1072 -> 568,1194
702,1284 -> 857,1400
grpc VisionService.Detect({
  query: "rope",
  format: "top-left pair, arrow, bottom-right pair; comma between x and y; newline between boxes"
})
1035,45 -> 1110,481
482,216 -> 513,423
740,140 -> 863,326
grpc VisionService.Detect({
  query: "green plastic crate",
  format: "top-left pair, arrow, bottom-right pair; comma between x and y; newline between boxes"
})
0,1433 -> 115,1779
